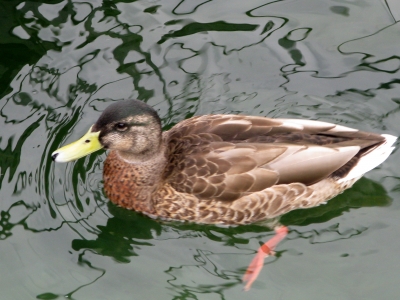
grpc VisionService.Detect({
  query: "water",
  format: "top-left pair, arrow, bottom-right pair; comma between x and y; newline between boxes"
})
1,0 -> 400,299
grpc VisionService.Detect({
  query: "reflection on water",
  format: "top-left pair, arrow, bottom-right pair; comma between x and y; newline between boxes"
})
29,179 -> 391,298
1,0 -> 400,299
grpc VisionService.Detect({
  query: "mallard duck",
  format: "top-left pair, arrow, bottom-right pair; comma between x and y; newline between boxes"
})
52,99 -> 396,289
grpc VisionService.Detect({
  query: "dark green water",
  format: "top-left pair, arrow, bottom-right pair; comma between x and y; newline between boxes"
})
1,1 -> 400,299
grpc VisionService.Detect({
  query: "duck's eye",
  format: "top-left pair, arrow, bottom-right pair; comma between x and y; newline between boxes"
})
115,123 -> 128,131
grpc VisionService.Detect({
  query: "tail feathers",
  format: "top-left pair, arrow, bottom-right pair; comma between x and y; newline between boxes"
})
338,134 -> 397,183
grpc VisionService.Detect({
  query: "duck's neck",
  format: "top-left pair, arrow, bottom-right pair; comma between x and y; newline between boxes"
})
103,148 -> 167,213
116,137 -> 163,163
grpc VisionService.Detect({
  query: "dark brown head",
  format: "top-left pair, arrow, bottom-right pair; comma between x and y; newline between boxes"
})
52,99 -> 163,163
91,99 -> 162,160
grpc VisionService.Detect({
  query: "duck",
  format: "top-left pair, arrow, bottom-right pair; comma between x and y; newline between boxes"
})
52,99 -> 396,289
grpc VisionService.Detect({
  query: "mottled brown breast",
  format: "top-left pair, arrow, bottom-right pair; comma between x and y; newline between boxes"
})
103,151 -> 164,213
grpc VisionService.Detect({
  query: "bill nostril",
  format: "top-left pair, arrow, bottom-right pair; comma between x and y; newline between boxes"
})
52,153 -> 59,161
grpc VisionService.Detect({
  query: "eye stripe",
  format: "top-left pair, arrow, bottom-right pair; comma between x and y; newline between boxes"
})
113,121 -> 150,131
130,122 -> 149,126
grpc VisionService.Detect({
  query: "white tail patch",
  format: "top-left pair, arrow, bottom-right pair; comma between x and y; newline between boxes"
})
338,134 -> 397,183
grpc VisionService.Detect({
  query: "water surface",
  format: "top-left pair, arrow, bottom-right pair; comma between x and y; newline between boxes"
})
1,0 -> 400,299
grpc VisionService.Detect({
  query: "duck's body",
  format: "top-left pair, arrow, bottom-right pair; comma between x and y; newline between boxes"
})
52,100 -> 396,225
104,147 -> 356,224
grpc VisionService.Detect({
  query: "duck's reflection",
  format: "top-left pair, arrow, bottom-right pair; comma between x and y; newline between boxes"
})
69,176 -> 390,291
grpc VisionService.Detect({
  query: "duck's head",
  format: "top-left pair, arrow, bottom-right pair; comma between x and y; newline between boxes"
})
52,99 -> 162,163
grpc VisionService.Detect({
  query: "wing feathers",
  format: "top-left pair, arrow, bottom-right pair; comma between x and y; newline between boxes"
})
165,115 -> 389,202
269,145 -> 360,185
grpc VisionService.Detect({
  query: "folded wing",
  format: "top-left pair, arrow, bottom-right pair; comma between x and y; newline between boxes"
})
164,115 -> 386,202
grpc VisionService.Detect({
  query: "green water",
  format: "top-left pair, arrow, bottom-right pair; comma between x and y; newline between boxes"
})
1,0 -> 400,299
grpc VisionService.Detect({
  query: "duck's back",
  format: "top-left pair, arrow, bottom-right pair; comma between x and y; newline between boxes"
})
163,115 -> 390,203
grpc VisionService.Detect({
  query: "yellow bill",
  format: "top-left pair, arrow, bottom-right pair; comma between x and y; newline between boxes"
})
52,126 -> 103,163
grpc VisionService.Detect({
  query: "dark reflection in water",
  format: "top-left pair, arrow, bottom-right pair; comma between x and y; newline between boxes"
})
69,178 -> 391,260
282,177 -> 391,226
72,204 -> 162,262
330,6 -> 350,17
59,177 -> 390,298
1,0 -> 400,299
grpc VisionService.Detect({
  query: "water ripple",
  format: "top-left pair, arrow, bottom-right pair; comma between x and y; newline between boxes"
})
1,0 -> 399,299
